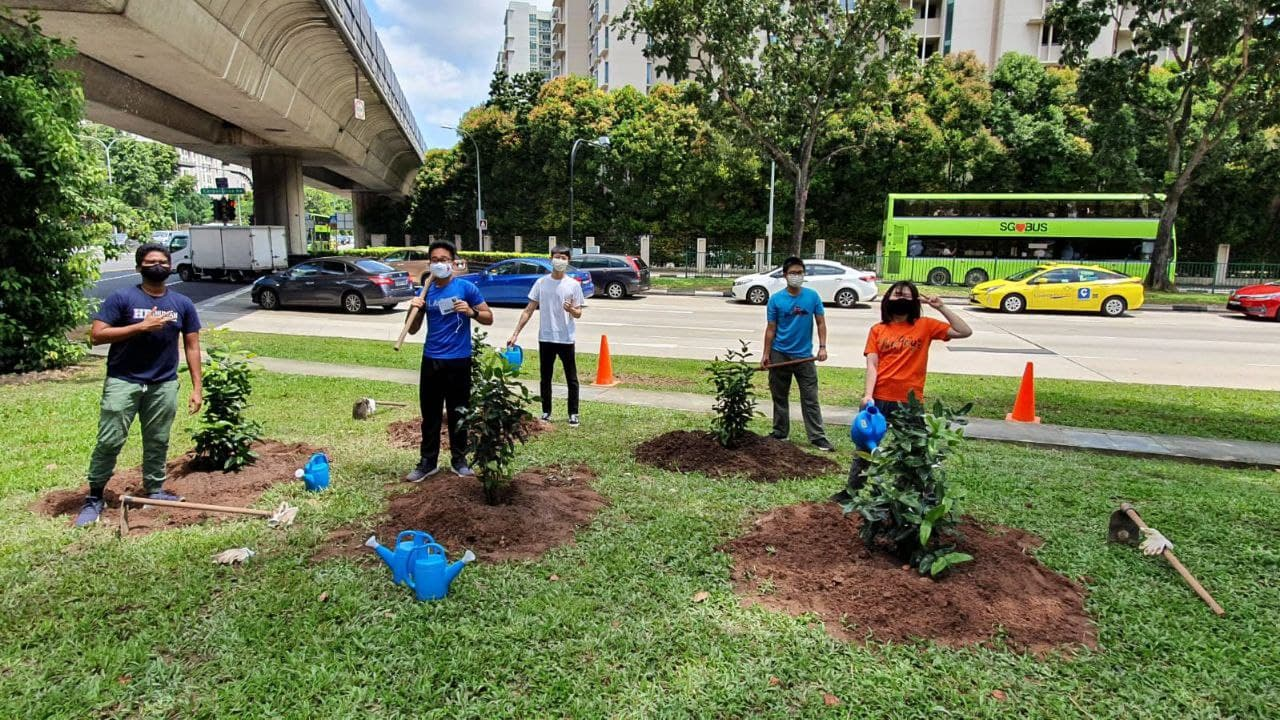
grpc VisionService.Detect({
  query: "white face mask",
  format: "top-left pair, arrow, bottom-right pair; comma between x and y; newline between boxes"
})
551,258 -> 570,273
429,262 -> 452,280
785,274 -> 805,288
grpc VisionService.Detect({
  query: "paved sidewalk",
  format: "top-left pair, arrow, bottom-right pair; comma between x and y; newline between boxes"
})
254,356 -> 1280,469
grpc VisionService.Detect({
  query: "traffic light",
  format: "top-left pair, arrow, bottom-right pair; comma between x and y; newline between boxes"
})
210,198 -> 224,222
226,199 -> 237,222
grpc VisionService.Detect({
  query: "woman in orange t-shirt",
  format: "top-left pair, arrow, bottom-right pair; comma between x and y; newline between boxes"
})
833,281 -> 972,502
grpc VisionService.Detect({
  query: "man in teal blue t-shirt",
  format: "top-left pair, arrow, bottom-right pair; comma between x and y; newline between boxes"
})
403,241 -> 493,481
761,257 -> 833,451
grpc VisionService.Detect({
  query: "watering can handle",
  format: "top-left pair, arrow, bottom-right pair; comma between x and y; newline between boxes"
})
402,543 -> 446,590
396,530 -> 434,546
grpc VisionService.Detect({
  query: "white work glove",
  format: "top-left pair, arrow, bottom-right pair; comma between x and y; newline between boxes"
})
212,547 -> 256,565
1139,527 -> 1173,556
267,502 -> 299,528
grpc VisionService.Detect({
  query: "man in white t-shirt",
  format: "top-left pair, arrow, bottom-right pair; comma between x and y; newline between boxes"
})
508,245 -> 586,426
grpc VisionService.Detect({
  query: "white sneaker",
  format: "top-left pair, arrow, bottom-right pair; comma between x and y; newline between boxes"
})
540,413 -> 552,422
568,414 -> 580,428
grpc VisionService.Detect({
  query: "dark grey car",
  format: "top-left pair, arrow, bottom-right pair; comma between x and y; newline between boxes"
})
572,253 -> 651,298
251,257 -> 415,313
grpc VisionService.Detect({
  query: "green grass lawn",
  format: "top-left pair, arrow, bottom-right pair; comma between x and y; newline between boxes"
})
1,366 -> 1278,717
219,331 -> 1280,445
651,276 -> 735,293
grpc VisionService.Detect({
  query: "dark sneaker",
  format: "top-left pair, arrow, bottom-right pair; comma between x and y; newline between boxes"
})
829,489 -> 853,504
812,439 -> 837,452
74,496 -> 105,527
540,413 -> 552,423
147,490 -> 184,502
404,465 -> 444,483
452,463 -> 476,478
767,432 -> 788,441
568,414 -> 580,428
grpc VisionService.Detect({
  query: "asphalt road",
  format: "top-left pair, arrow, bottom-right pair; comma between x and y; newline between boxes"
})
89,260 -> 251,305
190,286 -> 1280,391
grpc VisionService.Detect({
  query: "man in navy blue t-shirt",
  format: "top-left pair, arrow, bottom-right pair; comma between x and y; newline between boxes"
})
761,257 -> 834,452
402,241 -> 493,481
75,243 -> 203,526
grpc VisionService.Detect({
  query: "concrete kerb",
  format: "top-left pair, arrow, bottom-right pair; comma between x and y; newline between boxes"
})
645,287 -> 1229,311
248,356 -> 1280,470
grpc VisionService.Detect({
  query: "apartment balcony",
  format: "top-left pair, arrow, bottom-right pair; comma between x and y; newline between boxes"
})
553,9 -> 564,31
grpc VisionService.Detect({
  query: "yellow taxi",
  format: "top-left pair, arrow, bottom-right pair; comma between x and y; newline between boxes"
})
969,264 -> 1145,317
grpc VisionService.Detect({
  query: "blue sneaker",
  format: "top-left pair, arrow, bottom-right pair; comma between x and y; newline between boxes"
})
452,464 -> 476,478
74,496 -> 105,527
147,490 -> 184,502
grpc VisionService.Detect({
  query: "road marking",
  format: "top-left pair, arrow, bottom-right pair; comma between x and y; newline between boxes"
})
1249,363 -> 1280,368
1062,355 -> 1139,361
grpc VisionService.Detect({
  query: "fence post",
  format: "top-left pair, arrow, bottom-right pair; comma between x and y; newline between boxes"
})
513,235 -> 522,253
814,238 -> 826,260
453,234 -> 462,252
585,236 -> 596,253
696,237 -> 707,275
640,234 -> 651,265
548,235 -> 556,253
754,238 -> 765,271
1214,244 -> 1230,293
481,234 -> 492,252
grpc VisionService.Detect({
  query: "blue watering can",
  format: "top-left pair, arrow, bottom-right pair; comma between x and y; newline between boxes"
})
294,452 -> 330,492
501,344 -> 523,372
403,542 -> 476,602
365,530 -> 436,586
850,404 -> 888,451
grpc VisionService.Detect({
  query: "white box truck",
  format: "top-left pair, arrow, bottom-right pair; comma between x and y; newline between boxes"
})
169,225 -> 288,282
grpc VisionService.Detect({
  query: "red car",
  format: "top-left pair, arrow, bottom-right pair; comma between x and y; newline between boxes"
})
1227,282 -> 1280,320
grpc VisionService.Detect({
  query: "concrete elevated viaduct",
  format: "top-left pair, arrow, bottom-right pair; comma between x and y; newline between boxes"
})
12,0 -> 424,253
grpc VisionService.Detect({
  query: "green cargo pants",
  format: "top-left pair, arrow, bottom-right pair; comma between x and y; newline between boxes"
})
86,376 -> 179,496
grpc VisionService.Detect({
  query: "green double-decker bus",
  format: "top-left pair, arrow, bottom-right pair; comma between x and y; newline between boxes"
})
880,193 -> 1175,286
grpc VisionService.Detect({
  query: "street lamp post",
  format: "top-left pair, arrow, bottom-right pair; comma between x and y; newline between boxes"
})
569,136 -> 610,254
79,134 -> 119,184
443,124 -> 483,251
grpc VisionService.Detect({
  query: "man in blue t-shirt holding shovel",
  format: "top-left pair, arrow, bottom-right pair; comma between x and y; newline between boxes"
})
75,243 -> 203,526
760,257 -> 834,452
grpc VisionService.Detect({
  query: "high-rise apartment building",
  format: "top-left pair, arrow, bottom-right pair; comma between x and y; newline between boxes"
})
496,2 -> 555,80
550,0 -> 665,93
551,0 -> 591,78
904,0 -> 1175,67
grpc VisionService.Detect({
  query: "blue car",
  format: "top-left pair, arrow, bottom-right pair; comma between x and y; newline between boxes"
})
457,257 -> 594,305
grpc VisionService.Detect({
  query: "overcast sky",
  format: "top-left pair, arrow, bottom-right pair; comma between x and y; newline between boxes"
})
367,0 -> 551,151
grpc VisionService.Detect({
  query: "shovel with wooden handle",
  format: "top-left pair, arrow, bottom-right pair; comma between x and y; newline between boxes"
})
394,303 -> 421,352
755,356 -> 818,372
1108,502 -> 1225,616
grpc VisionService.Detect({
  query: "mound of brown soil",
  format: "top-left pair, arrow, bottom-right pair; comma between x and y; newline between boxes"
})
723,502 -> 1095,654
386,416 -> 552,451
36,441 -> 323,535
635,430 -> 838,483
314,464 -> 606,564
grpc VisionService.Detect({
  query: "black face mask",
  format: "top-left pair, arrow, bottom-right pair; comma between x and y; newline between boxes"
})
139,264 -> 170,282
885,298 -> 915,316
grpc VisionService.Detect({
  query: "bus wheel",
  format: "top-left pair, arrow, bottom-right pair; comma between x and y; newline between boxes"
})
1001,293 -> 1026,314
927,267 -> 951,286
1100,296 -> 1127,318
964,268 -> 988,286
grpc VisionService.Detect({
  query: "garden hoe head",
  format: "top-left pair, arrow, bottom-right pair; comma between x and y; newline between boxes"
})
1107,506 -> 1141,545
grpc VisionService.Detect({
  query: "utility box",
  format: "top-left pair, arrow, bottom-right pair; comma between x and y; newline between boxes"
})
171,225 -> 288,283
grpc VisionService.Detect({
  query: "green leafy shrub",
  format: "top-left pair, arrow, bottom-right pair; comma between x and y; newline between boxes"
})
462,330 -> 536,504
706,340 -> 759,448
0,13 -> 112,373
191,340 -> 262,471
844,394 -> 974,577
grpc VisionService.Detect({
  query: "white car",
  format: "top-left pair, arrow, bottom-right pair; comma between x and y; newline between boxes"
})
731,260 -> 878,308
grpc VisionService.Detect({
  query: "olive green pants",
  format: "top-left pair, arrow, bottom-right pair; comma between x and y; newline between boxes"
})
86,376 -> 179,496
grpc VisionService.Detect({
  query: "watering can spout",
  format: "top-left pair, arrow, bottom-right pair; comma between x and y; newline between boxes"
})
366,535 -> 396,568
444,549 -> 476,586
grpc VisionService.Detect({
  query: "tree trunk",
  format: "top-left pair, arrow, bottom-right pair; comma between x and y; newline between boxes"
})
1145,190 -> 1184,292
789,165 -> 809,257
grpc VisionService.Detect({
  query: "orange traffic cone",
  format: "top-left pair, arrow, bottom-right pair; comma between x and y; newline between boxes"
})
1006,361 -> 1041,423
593,335 -> 617,387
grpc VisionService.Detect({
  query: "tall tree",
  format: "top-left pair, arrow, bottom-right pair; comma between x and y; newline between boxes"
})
1051,0 -> 1280,290
621,0 -> 914,256
0,12 -> 111,372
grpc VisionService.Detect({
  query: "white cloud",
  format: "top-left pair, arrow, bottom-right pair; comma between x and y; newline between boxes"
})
369,0 -> 552,149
